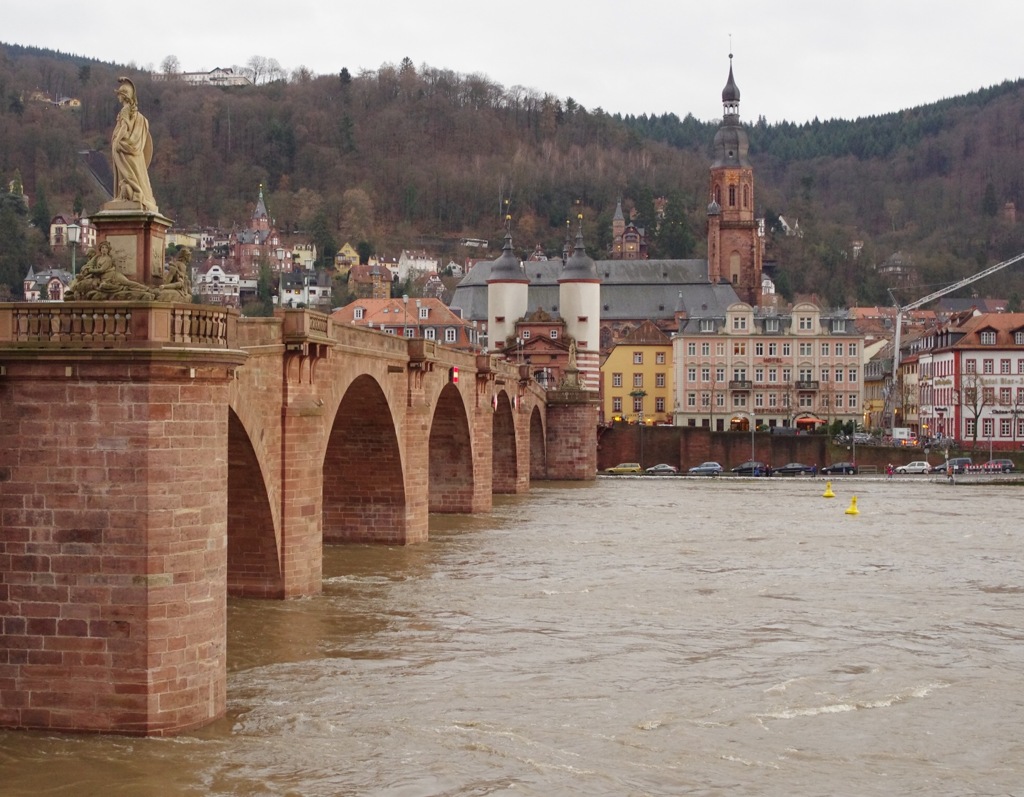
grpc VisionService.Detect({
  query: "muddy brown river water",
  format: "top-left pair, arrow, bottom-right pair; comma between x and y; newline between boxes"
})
1,475 -> 1022,796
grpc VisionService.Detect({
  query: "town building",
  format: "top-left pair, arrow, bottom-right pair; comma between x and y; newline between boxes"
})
673,302 -> 865,432
601,320 -> 674,424
332,296 -> 482,350
193,261 -> 241,307
23,267 -> 72,302
916,312 -> 1024,449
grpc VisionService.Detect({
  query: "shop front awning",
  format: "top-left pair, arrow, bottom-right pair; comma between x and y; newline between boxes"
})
795,415 -> 826,426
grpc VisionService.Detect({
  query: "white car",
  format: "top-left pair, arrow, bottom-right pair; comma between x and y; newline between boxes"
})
896,461 -> 931,474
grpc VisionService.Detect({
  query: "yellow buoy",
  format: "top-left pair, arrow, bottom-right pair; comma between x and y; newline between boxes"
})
845,495 -> 860,515
822,481 -> 835,498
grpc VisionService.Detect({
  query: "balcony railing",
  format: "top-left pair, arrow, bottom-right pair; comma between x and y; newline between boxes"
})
729,380 -> 753,390
795,380 -> 820,390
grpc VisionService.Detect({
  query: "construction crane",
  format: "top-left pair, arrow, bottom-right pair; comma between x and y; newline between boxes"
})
884,250 -> 1024,426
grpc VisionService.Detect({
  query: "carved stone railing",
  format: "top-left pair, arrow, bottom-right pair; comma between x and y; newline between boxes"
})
0,303 -> 237,349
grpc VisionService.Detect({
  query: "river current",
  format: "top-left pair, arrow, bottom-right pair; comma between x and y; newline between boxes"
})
2,475 -> 1023,796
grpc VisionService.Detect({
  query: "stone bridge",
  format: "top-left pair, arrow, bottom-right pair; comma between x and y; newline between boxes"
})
0,302 -> 597,735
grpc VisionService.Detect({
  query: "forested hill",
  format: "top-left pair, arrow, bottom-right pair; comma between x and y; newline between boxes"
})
3,41 -> 1024,307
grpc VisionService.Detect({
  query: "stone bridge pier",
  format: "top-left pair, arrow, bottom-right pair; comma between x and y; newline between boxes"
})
0,304 -> 597,735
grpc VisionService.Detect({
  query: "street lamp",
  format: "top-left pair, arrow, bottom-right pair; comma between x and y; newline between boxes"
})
66,222 -> 81,278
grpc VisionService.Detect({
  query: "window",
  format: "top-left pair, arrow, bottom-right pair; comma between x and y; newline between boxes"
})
966,419 -> 976,437
1018,387 -> 1024,404
981,330 -> 997,345
701,366 -> 710,382
848,394 -> 857,409
848,343 -> 857,356
799,342 -> 812,356
716,367 -> 726,382
834,368 -> 844,383
1001,359 -> 1011,374
656,352 -> 666,364
755,342 -> 764,356
732,367 -> 747,382
1016,331 -> 1024,345
820,368 -> 829,382
832,319 -> 847,332
733,341 -> 746,356
834,343 -> 844,356
612,373 -> 623,388
754,367 -> 764,382
550,330 -> 558,339
733,393 -> 747,408
765,318 -> 779,332
820,342 -> 830,356
798,316 -> 812,331
754,392 -> 764,407
700,392 -> 709,407
983,386 -> 995,404
633,373 -> 644,388
688,342 -> 696,356
633,397 -> 644,413
700,319 -> 715,332
701,342 -> 710,356
522,330 -> 531,339
1000,387 -> 1011,405
419,306 -> 429,319
655,397 -> 665,412
983,417 -> 994,437
768,368 -> 778,383
424,327 -> 436,340
732,315 -> 748,331
656,373 -> 666,388
1001,418 -> 1012,437
633,352 -> 643,365
768,393 -> 777,407
716,393 -> 725,408
687,393 -> 697,408
782,368 -> 792,382
848,368 -> 858,382
966,359 -> 976,374
444,328 -> 457,343
354,307 -> 364,320
688,367 -> 697,382
613,397 -> 623,412
834,394 -> 844,408
799,368 -> 813,381
782,343 -> 792,356
717,342 -> 726,356
768,342 -> 778,356
404,327 -> 416,338
983,359 -> 994,374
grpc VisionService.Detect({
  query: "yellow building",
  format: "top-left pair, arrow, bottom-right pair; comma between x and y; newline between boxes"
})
601,321 -> 674,424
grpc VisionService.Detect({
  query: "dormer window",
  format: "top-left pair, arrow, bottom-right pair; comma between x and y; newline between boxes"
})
731,315 -> 747,331
765,318 -> 779,333
354,307 -> 364,320
699,319 -> 715,333
419,307 -> 429,319
1015,331 -> 1024,345
980,330 -> 997,345
832,319 -> 846,333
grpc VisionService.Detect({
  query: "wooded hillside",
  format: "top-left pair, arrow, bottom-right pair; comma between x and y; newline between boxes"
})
3,42 -> 1024,307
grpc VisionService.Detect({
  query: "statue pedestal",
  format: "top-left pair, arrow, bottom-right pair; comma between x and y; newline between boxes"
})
93,203 -> 173,289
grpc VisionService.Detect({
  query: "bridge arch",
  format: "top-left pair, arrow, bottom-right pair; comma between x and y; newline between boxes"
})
323,374 -> 406,543
429,382 -> 475,512
492,390 -> 518,493
529,405 -> 546,480
227,407 -> 282,598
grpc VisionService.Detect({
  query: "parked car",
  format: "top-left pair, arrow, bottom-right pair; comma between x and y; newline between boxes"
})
983,459 -> 1015,473
605,462 -> 643,475
895,461 -> 932,474
687,461 -> 723,476
821,461 -> 858,475
731,460 -> 767,476
937,457 -> 973,474
771,462 -> 814,476
645,463 -> 679,475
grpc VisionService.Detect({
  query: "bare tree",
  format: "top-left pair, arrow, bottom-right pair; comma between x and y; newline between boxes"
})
161,55 -> 181,79
959,371 -> 991,447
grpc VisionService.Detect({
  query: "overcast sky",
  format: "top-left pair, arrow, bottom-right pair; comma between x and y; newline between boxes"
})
5,0 -> 1022,124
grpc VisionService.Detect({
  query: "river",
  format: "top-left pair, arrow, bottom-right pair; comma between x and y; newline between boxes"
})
2,475 -> 1023,796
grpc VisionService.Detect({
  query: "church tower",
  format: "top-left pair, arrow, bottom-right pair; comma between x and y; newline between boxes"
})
707,54 -> 762,305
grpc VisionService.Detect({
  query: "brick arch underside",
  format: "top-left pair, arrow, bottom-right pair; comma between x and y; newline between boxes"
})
529,407 -> 546,480
492,392 -> 517,493
323,375 -> 406,543
227,409 -> 282,598
429,383 -> 474,513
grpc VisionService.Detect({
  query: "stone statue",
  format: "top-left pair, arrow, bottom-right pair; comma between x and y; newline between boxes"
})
65,240 -> 156,301
111,76 -> 158,212
154,248 -> 193,302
